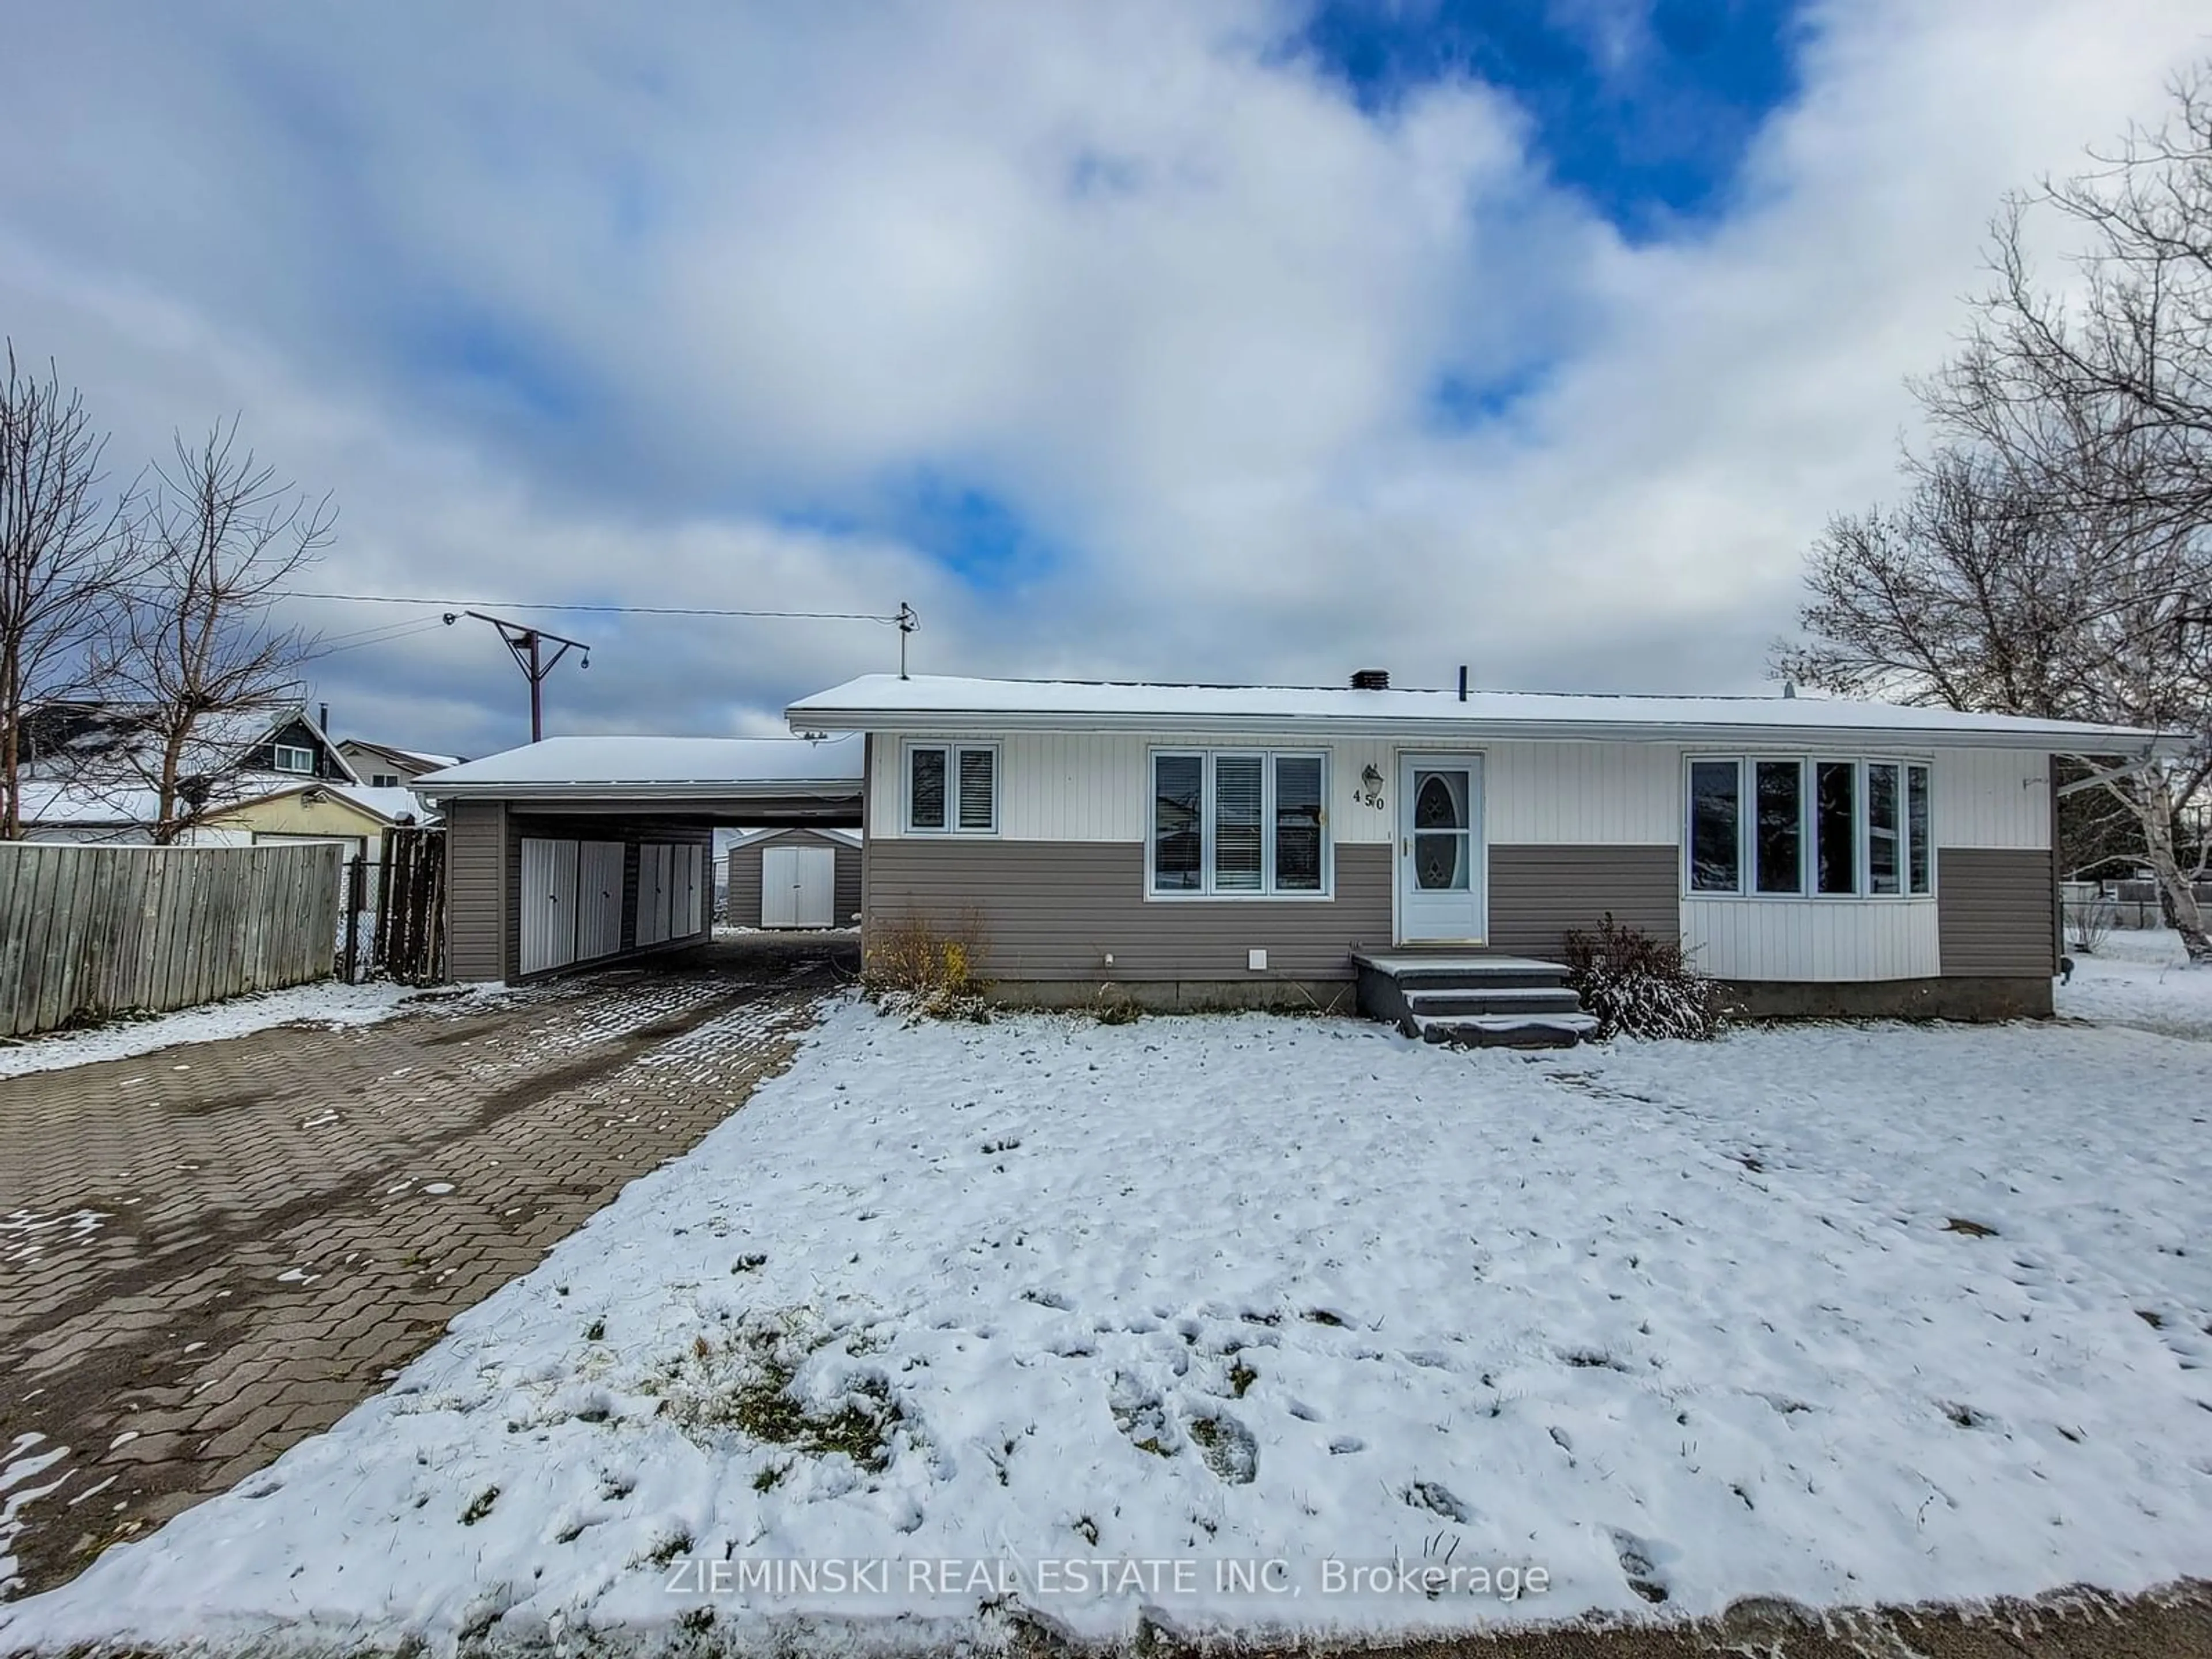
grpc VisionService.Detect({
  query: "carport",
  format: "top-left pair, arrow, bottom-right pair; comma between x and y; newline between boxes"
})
416,736 -> 864,982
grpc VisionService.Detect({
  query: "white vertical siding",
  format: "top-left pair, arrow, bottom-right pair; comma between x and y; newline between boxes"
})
1935,748 -> 2051,849
1681,899 -> 1941,980
873,732 -> 1397,843
873,732 -> 1676,846
1486,742 -> 1680,844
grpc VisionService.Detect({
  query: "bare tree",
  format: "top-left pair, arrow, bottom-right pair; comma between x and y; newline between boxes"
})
0,343 -> 134,837
104,420 -> 334,843
1781,442 -> 2212,960
1928,66 -> 2212,544
1782,69 -> 2212,963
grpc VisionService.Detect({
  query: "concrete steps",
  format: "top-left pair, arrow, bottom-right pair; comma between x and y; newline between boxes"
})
1353,950 -> 1594,1049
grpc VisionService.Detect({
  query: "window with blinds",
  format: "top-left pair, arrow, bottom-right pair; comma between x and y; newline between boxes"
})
957,748 -> 996,832
1214,754 -> 1263,891
1149,750 -> 1330,897
905,743 -> 996,834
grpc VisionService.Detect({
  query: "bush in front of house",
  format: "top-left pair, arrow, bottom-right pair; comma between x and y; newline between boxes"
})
862,908 -> 991,1021
1562,913 -> 1726,1041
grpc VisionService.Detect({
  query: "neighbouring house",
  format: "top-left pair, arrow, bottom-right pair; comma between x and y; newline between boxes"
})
13,700 -> 377,846
198,781 -> 436,864
725,827 -> 862,929
336,738 -> 465,790
417,736 -> 863,980
776,670 -> 2184,1027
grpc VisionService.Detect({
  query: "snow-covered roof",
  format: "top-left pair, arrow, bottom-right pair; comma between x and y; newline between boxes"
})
789,674 -> 2179,752
728,825 -> 862,851
17,778 -> 434,828
417,734 -> 865,800
16,782 -> 156,826
324,783 -> 436,823
18,700 -> 357,786
340,739 -> 463,772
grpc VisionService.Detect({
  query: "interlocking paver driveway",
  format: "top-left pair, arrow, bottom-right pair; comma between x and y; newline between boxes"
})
0,933 -> 855,1601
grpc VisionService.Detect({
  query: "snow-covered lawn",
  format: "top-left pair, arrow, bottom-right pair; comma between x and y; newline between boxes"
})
0,978 -> 429,1077
3,997 -> 2208,1654
2058,927 -> 2212,1040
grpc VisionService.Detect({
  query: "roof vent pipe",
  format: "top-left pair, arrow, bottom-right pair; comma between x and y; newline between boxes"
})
1350,668 -> 1390,691
1457,665 -> 1468,702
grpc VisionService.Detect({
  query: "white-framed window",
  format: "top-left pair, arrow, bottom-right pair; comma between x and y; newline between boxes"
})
1149,749 -> 1330,899
904,741 -> 997,834
272,743 -> 315,775
1685,756 -> 1933,899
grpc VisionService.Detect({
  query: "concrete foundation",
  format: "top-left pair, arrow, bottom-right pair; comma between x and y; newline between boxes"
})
1721,975 -> 2054,1021
982,978 -> 1358,1015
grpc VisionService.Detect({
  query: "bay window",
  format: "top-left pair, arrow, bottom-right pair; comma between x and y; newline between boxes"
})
1866,763 -> 1902,895
1815,761 -> 1857,895
1753,760 -> 1804,894
1689,756 -> 1935,899
1907,764 -> 1931,895
1688,760 -> 1741,893
1150,751 -> 1330,897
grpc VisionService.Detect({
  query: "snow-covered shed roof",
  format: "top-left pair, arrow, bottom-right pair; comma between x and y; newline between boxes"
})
416,735 -> 864,802
789,675 -> 2179,753
728,825 -> 862,851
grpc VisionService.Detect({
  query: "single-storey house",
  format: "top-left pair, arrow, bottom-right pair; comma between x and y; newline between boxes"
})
419,736 -> 863,981
725,827 -> 862,930
779,671 -> 2180,1025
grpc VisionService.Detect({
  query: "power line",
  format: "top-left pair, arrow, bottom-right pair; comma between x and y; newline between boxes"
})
301,616 -> 452,661
272,589 -> 907,624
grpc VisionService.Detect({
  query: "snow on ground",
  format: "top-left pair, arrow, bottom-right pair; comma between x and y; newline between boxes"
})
2057,927 -> 2212,1040
0,979 -> 426,1077
3,998 -> 2209,1654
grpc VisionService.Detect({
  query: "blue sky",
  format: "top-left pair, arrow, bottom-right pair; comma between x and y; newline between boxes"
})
0,1 -> 2201,754
1301,0 -> 1802,233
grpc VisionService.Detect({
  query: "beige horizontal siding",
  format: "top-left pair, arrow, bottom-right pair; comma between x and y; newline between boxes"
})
1938,846 -> 2055,976
728,840 -> 763,925
866,840 -> 1390,981
1487,844 -> 1679,956
445,801 -> 506,982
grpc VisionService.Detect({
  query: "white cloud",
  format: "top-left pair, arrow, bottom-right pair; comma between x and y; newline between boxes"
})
0,0 -> 2204,754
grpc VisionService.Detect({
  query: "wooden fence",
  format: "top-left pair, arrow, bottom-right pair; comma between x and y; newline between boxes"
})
0,841 -> 342,1038
338,827 -> 446,986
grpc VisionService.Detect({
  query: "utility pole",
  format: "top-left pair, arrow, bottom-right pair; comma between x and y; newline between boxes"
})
897,600 -> 917,679
445,610 -> 592,742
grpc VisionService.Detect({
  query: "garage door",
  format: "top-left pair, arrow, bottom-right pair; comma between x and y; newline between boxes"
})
762,844 -> 835,929
637,843 -> 672,947
576,840 -> 624,962
519,837 -> 580,974
636,843 -> 706,948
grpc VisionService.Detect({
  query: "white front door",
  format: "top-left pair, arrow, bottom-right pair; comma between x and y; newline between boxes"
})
1397,753 -> 1486,944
